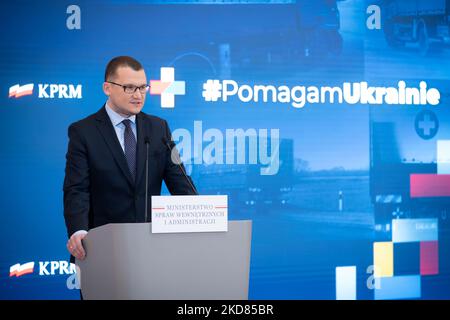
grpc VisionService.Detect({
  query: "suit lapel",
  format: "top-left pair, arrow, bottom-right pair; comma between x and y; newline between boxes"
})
95,106 -> 135,188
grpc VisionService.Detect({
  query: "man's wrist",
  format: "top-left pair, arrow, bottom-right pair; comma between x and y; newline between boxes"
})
72,230 -> 88,237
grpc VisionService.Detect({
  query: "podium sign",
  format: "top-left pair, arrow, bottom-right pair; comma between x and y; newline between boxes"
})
151,195 -> 228,233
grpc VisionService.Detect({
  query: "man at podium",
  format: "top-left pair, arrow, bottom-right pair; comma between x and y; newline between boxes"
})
63,56 -> 196,261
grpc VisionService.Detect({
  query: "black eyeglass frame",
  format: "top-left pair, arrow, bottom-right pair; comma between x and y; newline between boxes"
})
106,81 -> 149,94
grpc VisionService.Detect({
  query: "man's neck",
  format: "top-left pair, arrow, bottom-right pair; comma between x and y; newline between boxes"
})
106,101 -> 134,119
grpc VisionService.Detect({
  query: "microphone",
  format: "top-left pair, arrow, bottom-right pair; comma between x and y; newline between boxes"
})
162,138 -> 198,195
144,137 -> 150,222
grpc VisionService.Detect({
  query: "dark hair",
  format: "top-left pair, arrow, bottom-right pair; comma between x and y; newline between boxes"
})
104,56 -> 143,81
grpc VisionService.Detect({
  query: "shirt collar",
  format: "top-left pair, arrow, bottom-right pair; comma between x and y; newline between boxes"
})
105,101 -> 136,127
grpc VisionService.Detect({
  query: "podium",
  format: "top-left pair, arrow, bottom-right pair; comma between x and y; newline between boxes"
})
76,220 -> 252,300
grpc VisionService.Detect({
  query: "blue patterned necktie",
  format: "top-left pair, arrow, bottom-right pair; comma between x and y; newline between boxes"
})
122,119 -> 137,182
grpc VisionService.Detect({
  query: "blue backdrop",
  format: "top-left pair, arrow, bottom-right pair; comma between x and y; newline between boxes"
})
1,0 -> 449,300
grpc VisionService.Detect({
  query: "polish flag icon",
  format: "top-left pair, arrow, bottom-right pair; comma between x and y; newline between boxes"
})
9,84 -> 34,98
9,262 -> 35,277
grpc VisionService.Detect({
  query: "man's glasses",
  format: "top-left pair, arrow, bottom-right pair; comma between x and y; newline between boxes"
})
106,81 -> 149,94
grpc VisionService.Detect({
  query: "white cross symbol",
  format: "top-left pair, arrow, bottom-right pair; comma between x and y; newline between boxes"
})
150,67 -> 185,108
418,114 -> 436,136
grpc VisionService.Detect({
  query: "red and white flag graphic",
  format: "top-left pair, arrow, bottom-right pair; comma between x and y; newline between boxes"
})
9,262 -> 35,277
9,84 -> 34,98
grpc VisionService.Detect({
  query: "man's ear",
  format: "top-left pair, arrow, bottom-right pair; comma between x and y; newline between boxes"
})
102,82 -> 110,96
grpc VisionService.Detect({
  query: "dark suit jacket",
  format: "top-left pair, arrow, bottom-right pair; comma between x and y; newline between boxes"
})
63,105 -> 196,237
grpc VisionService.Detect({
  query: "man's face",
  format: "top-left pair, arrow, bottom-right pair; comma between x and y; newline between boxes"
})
103,66 -> 147,117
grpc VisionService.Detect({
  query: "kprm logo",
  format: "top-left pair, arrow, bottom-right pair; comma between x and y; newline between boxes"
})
9,262 -> 35,277
8,83 -> 82,99
9,261 -> 76,277
9,84 -> 34,98
150,67 -> 185,108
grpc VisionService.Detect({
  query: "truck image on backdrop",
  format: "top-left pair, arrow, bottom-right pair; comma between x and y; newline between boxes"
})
369,104 -> 450,239
383,0 -> 450,55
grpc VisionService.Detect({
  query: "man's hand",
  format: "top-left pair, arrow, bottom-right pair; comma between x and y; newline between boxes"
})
67,230 -> 88,260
